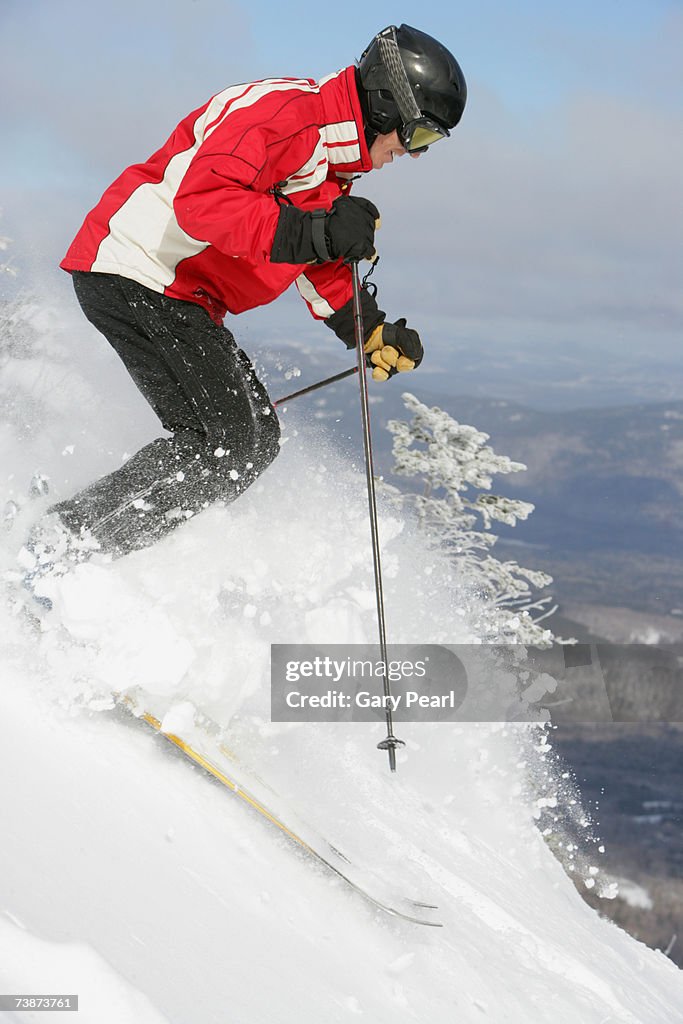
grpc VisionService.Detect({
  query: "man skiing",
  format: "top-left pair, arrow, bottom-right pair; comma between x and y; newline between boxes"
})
24,24 -> 466,586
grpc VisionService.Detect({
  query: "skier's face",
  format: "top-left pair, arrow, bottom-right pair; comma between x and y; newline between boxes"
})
369,130 -> 423,170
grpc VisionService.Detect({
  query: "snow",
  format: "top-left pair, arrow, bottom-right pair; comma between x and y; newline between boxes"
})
1,290 -> 683,1022
4,666 -> 682,1024
0,915 -> 169,1024
616,879 -> 654,911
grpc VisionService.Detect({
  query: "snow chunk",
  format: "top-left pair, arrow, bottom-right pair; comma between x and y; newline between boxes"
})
161,701 -> 197,736
616,879 -> 653,909
387,952 -> 415,974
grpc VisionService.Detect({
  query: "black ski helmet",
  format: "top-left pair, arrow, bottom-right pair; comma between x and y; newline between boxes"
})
358,24 -> 467,139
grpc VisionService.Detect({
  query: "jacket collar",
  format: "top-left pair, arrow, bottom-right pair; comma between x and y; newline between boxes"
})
318,66 -> 373,174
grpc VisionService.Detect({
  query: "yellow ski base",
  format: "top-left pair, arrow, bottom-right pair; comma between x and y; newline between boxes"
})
138,708 -> 316,854
116,696 -> 442,927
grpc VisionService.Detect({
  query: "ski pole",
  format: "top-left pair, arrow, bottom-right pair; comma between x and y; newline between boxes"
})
273,366 -> 357,408
350,260 -> 405,773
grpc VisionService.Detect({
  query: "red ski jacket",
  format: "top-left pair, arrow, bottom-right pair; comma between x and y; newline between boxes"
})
61,66 -> 373,325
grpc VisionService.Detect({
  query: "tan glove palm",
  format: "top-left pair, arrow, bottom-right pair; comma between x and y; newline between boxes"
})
364,320 -> 423,382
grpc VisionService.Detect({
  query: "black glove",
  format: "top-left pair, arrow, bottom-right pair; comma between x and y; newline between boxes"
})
364,319 -> 424,381
326,292 -> 423,383
270,196 -> 380,264
325,286 -> 386,349
322,196 -> 380,262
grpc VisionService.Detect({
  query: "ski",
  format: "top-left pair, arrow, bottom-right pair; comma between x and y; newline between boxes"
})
115,694 -> 442,928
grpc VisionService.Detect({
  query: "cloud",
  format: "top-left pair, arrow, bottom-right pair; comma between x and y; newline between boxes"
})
1,1 -> 681,359
366,78 -> 683,351
0,0 -> 254,175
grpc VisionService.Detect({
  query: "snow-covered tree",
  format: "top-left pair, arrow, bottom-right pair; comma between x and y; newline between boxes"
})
388,392 -> 561,646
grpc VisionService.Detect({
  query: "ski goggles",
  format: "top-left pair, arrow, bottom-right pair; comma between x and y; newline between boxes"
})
398,116 -> 450,154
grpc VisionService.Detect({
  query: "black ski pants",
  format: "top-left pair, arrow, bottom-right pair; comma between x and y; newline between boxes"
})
52,271 -> 280,556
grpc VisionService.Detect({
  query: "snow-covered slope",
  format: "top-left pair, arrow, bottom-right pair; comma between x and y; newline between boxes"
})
1,295 -> 682,1023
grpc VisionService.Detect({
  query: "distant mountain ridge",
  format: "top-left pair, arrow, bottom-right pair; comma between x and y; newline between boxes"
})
275,358 -> 683,615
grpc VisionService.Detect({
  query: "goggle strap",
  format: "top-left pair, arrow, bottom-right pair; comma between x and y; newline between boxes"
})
376,26 -> 422,126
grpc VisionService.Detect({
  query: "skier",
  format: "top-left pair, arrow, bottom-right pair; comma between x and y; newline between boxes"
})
22,24 -> 466,588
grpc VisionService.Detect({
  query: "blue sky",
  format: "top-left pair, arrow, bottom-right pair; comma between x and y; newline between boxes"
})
1,0 -> 682,400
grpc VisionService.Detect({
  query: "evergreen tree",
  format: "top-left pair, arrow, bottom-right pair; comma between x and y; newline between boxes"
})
388,392 -> 560,646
